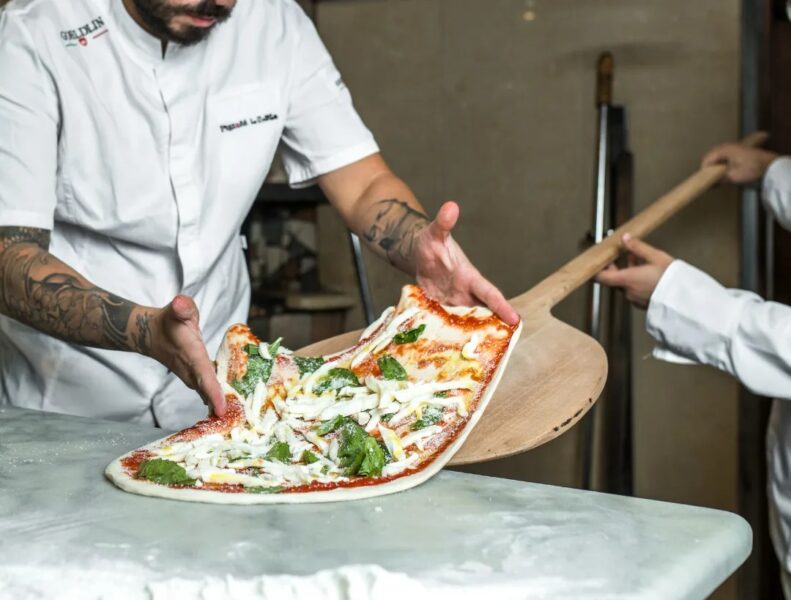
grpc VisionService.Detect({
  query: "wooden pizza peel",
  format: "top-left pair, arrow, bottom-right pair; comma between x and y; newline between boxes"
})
298,132 -> 768,466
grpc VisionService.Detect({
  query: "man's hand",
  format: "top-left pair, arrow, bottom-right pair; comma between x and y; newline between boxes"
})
414,202 -> 519,325
318,155 -> 519,326
701,143 -> 778,185
596,234 -> 674,310
147,295 -> 226,417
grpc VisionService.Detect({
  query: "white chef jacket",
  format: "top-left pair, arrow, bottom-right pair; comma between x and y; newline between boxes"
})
646,156 -> 791,575
0,0 -> 378,429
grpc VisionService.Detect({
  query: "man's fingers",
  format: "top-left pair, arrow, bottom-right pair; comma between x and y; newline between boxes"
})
428,201 -> 460,241
195,362 -> 226,417
621,234 -> 665,264
595,266 -> 628,287
701,143 -> 737,169
170,295 -> 199,323
471,275 -> 520,326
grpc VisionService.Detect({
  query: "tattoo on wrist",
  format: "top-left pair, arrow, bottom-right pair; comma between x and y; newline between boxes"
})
132,313 -> 152,355
0,227 -> 142,352
363,199 -> 429,265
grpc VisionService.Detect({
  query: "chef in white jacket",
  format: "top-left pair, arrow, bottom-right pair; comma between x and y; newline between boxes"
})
597,141 -> 791,594
0,0 -> 518,430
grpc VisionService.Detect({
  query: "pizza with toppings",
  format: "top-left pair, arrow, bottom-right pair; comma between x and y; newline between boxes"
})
106,285 -> 521,504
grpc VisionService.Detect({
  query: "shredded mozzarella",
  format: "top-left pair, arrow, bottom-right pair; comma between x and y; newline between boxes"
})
401,425 -> 443,450
258,342 -> 272,360
359,306 -> 395,340
461,333 -> 482,360
382,453 -> 420,477
378,425 -> 406,461
319,394 -> 379,421
351,307 -> 421,368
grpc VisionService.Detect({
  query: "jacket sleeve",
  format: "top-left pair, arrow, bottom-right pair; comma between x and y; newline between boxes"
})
646,260 -> 791,400
0,12 -> 59,229
763,156 -> 791,231
278,0 -> 378,188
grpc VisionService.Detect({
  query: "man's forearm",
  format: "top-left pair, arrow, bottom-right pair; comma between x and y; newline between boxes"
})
0,227 -> 153,354
352,174 -> 430,274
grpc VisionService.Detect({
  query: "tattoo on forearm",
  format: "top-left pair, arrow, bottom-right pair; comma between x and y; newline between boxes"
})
363,199 -> 430,265
0,227 -> 150,353
0,226 -> 50,253
132,313 -> 152,355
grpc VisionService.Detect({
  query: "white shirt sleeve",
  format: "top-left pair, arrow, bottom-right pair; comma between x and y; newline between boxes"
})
763,156 -> 791,230
0,13 -> 59,230
646,260 -> 791,400
278,3 -> 379,188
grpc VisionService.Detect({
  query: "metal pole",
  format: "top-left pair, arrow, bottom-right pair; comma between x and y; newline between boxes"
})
590,103 -> 610,342
349,232 -> 376,325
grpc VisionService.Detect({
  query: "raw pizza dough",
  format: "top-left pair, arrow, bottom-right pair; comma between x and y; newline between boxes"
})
106,286 -> 521,503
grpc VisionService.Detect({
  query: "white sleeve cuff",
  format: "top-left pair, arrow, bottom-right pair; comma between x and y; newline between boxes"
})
286,140 -> 380,189
0,208 -> 54,230
762,156 -> 791,230
646,260 -> 760,374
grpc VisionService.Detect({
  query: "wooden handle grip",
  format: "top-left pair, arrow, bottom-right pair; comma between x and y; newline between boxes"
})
514,131 -> 769,314
596,53 -> 614,106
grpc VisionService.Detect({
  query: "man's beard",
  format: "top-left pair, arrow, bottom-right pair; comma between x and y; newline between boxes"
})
131,0 -> 233,46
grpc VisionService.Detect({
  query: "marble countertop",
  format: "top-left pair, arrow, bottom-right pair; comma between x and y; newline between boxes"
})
0,406 -> 751,599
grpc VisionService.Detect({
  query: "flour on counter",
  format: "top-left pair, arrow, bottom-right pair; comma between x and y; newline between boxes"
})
148,565 -> 427,600
0,558 -> 595,600
0,562 -> 428,600
0,560 -> 559,600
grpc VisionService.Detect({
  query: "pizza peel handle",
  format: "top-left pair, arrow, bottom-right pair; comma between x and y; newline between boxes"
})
512,131 -> 769,315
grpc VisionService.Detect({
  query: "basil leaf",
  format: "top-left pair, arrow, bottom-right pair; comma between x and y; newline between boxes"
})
268,337 -> 282,357
244,343 -> 260,357
379,439 -> 392,462
435,391 -> 449,398
301,450 -> 319,464
315,415 -> 349,436
265,442 -> 292,463
232,354 -> 273,397
358,436 -> 387,477
314,368 -> 360,394
393,324 -> 426,345
411,405 -> 444,431
378,354 -> 407,381
337,420 -> 386,477
138,459 -> 195,486
294,356 -> 325,376
247,486 -> 283,494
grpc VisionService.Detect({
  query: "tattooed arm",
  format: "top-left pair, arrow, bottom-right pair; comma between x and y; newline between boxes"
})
318,154 -> 519,324
0,227 -> 226,415
0,227 -> 154,352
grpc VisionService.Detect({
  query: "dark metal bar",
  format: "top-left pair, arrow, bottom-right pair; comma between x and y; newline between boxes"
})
349,232 -> 376,325
737,0 -> 780,597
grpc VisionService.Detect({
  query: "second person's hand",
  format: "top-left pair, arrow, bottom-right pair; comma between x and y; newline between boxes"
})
701,142 -> 778,185
596,234 -> 674,310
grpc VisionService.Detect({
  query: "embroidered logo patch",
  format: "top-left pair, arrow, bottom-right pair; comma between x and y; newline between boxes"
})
61,16 -> 108,48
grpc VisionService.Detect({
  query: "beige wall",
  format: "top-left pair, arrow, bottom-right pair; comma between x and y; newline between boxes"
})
317,1 -> 741,595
